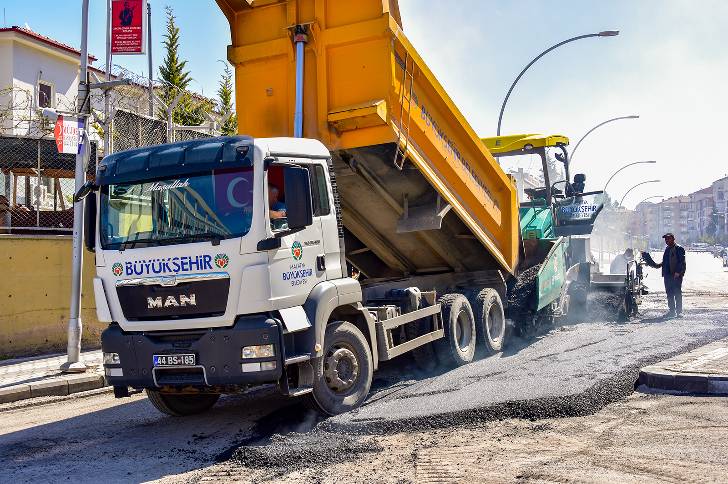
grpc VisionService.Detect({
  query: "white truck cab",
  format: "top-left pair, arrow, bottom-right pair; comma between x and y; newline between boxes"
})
94,136 -> 376,415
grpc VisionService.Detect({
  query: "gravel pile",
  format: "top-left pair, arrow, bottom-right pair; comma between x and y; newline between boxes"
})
587,290 -> 625,322
506,264 -> 542,316
230,430 -> 381,475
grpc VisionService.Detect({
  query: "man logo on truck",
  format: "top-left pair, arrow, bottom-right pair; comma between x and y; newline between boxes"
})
147,294 -> 197,309
292,241 -> 303,260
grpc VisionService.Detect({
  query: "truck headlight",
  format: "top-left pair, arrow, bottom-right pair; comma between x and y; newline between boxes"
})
103,352 -> 121,365
242,344 -> 274,359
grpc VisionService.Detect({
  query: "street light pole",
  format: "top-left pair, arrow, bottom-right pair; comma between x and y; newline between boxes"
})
61,0 -> 91,373
496,30 -> 619,136
603,160 -> 657,193
619,179 -> 660,207
635,195 -> 664,207
570,115 -> 640,165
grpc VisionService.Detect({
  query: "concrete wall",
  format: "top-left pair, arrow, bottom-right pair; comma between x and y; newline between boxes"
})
0,235 -> 103,359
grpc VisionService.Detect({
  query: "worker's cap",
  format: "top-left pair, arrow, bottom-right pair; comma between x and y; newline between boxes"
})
662,233 -> 675,239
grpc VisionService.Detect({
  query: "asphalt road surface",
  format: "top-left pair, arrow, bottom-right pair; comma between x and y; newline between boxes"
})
1,252 -> 726,483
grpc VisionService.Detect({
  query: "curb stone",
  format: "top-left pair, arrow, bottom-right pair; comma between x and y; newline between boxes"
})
0,384 -> 31,404
0,373 -> 106,404
639,338 -> 728,395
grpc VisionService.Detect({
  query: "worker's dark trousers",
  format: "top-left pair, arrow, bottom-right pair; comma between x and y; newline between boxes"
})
664,276 -> 683,314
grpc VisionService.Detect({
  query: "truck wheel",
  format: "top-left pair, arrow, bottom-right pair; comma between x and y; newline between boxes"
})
435,294 -> 476,367
145,390 -> 219,416
472,288 -> 505,355
306,321 -> 373,416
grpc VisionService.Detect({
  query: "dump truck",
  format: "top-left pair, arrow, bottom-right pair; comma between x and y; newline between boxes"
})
86,0 -> 559,417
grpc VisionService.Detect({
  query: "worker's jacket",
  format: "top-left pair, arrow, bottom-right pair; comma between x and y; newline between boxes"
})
661,244 -> 686,278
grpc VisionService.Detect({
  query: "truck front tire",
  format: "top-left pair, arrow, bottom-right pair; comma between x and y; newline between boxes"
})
435,294 -> 476,367
146,390 -> 220,416
473,288 -> 505,355
307,321 -> 373,415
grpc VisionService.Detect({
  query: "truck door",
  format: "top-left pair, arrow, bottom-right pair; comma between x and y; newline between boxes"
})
267,163 -> 327,308
309,162 -> 344,280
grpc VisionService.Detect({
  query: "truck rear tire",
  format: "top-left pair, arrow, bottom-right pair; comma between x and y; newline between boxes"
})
473,288 -> 505,355
306,321 -> 373,416
145,390 -> 220,416
435,293 -> 476,367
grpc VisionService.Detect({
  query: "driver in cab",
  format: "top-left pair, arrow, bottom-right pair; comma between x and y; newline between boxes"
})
268,183 -> 287,221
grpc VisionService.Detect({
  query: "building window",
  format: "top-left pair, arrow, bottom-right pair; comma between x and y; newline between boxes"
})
38,82 -> 53,108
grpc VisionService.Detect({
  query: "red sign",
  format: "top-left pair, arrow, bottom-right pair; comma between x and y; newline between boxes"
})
111,0 -> 145,55
53,116 -> 83,154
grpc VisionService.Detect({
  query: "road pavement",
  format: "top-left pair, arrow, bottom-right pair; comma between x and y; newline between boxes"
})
0,252 -> 726,483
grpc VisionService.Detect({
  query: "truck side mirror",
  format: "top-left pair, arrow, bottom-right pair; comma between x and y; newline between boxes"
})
84,193 -> 96,252
283,166 -> 313,231
74,180 -> 98,203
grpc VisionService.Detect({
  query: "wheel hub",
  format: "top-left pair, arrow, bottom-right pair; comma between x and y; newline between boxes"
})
324,347 -> 359,393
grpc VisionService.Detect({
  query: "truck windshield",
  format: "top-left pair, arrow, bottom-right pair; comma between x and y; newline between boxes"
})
100,167 -> 254,250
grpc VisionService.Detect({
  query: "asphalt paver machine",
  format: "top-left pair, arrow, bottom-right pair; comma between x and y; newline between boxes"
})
481,134 -> 607,332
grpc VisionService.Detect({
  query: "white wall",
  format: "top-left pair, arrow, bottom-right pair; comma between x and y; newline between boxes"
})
10,40 -> 81,136
0,40 -> 14,133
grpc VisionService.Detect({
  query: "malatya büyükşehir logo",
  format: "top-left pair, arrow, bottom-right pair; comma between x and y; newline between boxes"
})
112,263 -> 123,276
291,241 -> 303,260
214,253 -> 229,269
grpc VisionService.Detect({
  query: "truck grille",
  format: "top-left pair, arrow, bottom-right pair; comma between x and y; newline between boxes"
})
116,274 -> 230,321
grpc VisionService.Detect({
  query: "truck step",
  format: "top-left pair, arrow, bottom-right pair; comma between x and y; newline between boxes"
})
285,354 -> 311,365
288,386 -> 313,397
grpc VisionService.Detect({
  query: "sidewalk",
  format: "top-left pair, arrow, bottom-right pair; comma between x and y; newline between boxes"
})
639,338 -> 728,395
0,350 -> 106,404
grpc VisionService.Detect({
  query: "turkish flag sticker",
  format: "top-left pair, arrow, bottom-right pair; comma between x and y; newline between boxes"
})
214,168 -> 254,214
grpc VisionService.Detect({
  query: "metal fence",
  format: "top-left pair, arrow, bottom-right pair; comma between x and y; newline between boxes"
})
1,68 -> 223,233
0,136 -> 97,233
109,109 -> 215,153
110,110 -> 168,152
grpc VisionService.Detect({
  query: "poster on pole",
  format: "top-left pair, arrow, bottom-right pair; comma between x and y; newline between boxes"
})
54,116 -> 84,154
111,0 -> 146,55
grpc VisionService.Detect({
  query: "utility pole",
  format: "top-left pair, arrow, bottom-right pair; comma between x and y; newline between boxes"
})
104,0 -> 112,156
148,2 -> 154,116
61,0 -> 92,372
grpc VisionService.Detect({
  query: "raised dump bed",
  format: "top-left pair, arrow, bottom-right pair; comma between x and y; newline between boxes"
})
217,0 -> 519,278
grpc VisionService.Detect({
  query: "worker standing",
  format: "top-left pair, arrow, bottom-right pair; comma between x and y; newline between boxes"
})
644,233 -> 686,318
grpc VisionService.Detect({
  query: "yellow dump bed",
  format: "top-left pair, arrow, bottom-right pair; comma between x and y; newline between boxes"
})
217,0 -> 519,276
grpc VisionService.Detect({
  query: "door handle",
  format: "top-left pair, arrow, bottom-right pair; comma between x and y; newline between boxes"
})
316,255 -> 326,272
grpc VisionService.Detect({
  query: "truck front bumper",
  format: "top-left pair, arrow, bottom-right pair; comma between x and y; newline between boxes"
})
101,315 -> 283,390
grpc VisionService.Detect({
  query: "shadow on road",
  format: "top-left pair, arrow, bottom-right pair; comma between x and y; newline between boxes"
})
0,389 -> 298,483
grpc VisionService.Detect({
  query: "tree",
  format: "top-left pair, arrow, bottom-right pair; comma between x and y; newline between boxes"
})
158,6 -> 209,126
217,63 -> 237,135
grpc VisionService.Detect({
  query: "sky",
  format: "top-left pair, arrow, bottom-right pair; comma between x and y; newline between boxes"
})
3,0 -> 728,208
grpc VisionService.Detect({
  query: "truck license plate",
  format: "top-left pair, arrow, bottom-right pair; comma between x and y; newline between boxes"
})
153,354 -> 196,367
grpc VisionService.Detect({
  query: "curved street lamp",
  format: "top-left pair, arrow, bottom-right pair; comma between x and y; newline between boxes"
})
496,30 -> 620,136
603,160 -> 657,193
570,115 -> 640,166
620,180 -> 660,207
634,195 -> 664,208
